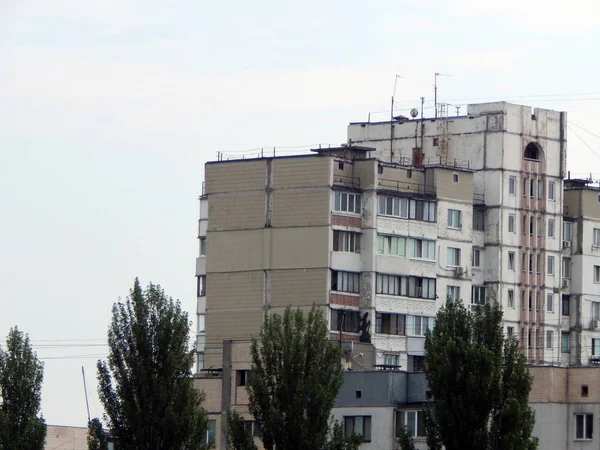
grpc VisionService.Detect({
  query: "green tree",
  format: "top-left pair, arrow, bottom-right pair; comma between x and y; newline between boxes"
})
248,306 -> 348,450
423,300 -> 538,450
87,417 -> 108,450
395,425 -> 416,450
227,410 -> 258,450
324,421 -> 363,450
0,327 -> 46,450
95,278 -> 209,450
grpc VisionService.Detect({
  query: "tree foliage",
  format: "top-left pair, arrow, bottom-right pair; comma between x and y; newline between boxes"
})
95,278 -> 208,450
87,417 -> 108,450
324,420 -> 363,450
248,306 -> 344,450
0,327 -> 46,450
423,300 -> 538,450
227,410 -> 258,450
395,425 -> 416,450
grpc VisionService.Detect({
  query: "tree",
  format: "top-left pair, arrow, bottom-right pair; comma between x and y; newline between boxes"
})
423,300 -> 538,450
395,425 -> 416,450
95,278 -> 209,450
324,421 -> 363,450
227,410 -> 258,450
87,418 -> 108,450
248,306 -> 345,450
0,327 -> 46,450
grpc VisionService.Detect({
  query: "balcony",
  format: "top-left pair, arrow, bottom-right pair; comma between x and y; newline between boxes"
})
378,178 -> 435,197
421,156 -> 471,169
333,174 -> 361,189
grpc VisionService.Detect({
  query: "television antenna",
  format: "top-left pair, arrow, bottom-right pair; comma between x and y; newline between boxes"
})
434,72 -> 452,118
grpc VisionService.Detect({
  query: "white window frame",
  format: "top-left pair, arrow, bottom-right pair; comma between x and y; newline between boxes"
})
334,191 -> 362,215
377,235 -> 406,256
508,214 -> 515,233
408,238 -> 436,260
508,176 -> 516,195
548,181 -> 556,201
546,330 -> 553,349
472,248 -> 481,269
447,247 -> 461,267
396,410 -> 425,438
378,195 -> 408,219
409,315 -> 435,336
508,251 -> 515,271
472,286 -> 486,305
595,266 -> 600,283
331,271 -> 360,293
594,228 -> 600,248
447,209 -> 461,229
547,293 -> 554,312
447,285 -> 460,301
547,256 -> 555,276
334,230 -> 361,253
548,218 -> 555,238
574,413 -> 593,440
508,289 -> 515,308
199,237 -> 206,256
344,416 -> 371,442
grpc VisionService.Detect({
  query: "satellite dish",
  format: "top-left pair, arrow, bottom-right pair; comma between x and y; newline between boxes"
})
410,108 -> 419,118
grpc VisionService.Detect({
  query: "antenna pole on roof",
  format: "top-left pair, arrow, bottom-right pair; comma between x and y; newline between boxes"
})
434,72 -> 452,118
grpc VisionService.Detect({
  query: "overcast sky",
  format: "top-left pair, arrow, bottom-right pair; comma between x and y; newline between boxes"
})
1,0 -> 600,428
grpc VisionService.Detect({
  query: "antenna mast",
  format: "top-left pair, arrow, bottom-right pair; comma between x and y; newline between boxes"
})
434,72 -> 452,118
390,74 -> 403,162
82,366 -> 91,423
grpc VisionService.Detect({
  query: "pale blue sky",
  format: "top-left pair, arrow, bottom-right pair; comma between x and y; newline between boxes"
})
1,0 -> 600,427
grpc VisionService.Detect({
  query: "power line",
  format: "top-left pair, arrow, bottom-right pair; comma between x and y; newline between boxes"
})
569,121 -> 600,141
567,125 -> 600,161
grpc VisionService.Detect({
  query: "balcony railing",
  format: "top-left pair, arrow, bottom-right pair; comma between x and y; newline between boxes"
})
421,156 -> 471,169
378,178 -> 436,196
333,175 -> 361,188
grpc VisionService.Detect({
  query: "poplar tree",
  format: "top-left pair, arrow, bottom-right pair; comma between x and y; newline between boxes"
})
422,300 -> 538,450
0,327 -> 46,450
247,306 -> 345,450
95,278 -> 209,450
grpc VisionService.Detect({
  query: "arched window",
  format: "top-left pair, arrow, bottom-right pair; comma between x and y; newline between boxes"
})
524,142 -> 542,161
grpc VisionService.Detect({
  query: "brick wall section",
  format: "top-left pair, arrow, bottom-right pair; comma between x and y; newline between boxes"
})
205,310 -> 264,349
332,214 -> 361,228
208,193 -> 266,231
207,271 -> 264,310
194,378 -> 223,413
566,367 -> 600,403
270,269 -> 328,307
205,160 -> 266,194
330,292 -> 360,307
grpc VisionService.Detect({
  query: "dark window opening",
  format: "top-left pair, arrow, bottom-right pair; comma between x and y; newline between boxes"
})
236,370 -> 251,386
378,165 -> 384,175
338,161 -> 344,170
524,142 -> 542,160
331,309 -> 360,333
355,390 -> 362,399
433,137 -> 439,146
582,385 -> 589,397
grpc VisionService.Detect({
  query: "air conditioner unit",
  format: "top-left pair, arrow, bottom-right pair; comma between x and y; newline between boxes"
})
562,278 -> 570,288
590,320 -> 599,330
563,240 -> 571,249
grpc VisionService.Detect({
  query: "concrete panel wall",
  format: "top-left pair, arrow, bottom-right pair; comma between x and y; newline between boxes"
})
206,271 -> 264,310
270,268 -> 328,307
433,168 -> 473,202
205,160 -> 266,194
272,156 -> 331,189
582,190 -> 600,219
270,227 -> 329,269
271,189 -> 330,227
205,310 -> 264,347
207,229 -> 266,272
194,377 -> 223,413
208,193 -> 265,231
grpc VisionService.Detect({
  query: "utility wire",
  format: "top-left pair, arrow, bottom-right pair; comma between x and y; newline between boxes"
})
569,121 -> 600,141
567,125 -> 600,161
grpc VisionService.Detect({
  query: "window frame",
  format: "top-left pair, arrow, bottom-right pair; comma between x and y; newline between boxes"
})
197,275 -> 206,297
595,266 -> 600,283
508,214 -> 516,233
447,209 -> 461,229
447,247 -> 461,267
594,228 -> 600,247
508,289 -> 515,308
447,285 -> 460,302
547,293 -> 554,312
546,330 -> 553,349
378,195 -> 409,219
331,309 -> 361,333
333,230 -> 361,253
548,218 -> 555,238
471,286 -> 486,305
561,332 -> 570,353
575,413 -> 594,440
548,181 -> 556,201
334,191 -> 362,215
199,237 -> 206,256
331,270 -> 360,293
547,256 -> 555,276
377,234 -> 407,256
472,248 -> 482,269
396,410 -> 425,438
376,312 -> 406,336
344,416 -> 372,442
508,176 -> 516,195
508,251 -> 515,271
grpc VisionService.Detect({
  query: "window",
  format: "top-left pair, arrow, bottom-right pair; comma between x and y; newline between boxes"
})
377,235 -> 407,256
562,258 -> 571,278
447,247 -> 461,267
376,313 -> 406,335
355,390 -> 362,398
538,179 -> 543,199
384,353 -> 400,366
378,195 -> 409,218
524,142 -> 541,160
409,316 -> 435,336
472,286 -> 486,305
548,181 -> 556,200
333,231 -> 361,253
595,266 -> 600,283
521,290 -> 526,310
409,199 -> 436,222
244,421 -> 261,437
547,293 -> 554,312
575,414 -> 593,440
473,248 -> 481,268
508,214 -> 515,233
563,221 -> 572,242
199,237 -> 206,256
396,411 -> 425,438
592,302 -> 600,320
378,165 -> 384,175
528,292 -> 533,311
546,330 -> 553,348
473,209 -> 484,231
508,252 -> 515,271
447,285 -> 460,301
344,416 -> 371,442
594,228 -> 600,247
561,332 -> 570,353
509,176 -> 516,195
409,238 -> 436,260
508,289 -> 515,308
593,338 -> 600,356
548,218 -> 555,238
338,161 -> 344,170
447,209 -> 461,228
522,253 -> 526,272
334,191 -> 362,214
410,355 -> 425,373
529,178 -> 535,199
205,420 -> 217,445
331,309 -> 360,333
236,370 -> 251,386
507,326 -> 514,338
528,328 -> 532,348
582,385 -> 589,397
522,215 -> 527,235
331,271 -> 360,293
376,274 -> 436,299
529,216 -> 534,236
197,314 -> 205,333
452,173 -> 459,183
547,256 -> 555,275
197,275 -> 206,297
528,254 -> 533,274
536,254 -> 541,274
537,217 -> 542,236
522,178 -> 527,197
